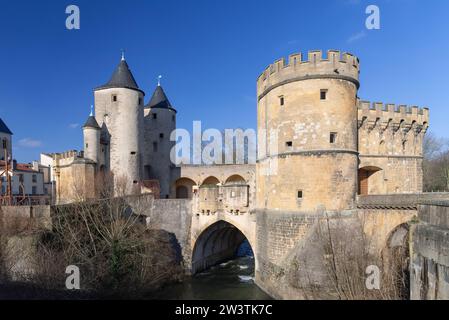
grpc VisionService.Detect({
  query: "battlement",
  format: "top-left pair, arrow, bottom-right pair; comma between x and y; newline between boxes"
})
52,150 -> 80,161
257,50 -> 360,97
358,100 -> 429,131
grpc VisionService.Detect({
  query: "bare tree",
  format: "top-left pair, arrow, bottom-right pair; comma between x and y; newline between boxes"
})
423,133 -> 449,192
32,174 -> 182,297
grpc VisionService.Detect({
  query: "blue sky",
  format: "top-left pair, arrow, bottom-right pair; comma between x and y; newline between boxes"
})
0,0 -> 448,162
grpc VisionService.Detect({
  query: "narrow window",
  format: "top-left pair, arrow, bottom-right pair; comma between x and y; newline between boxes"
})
85,143 -> 88,148
32,175 -> 37,183
172,115 -> 175,121
153,142 -> 158,152
153,113 -> 157,119
297,190 -> 303,199
320,89 -> 327,100
144,165 -> 151,179
138,98 -> 142,105
32,186 -> 37,195
330,132 -> 337,144
112,95 -> 117,102
279,96 -> 285,106
159,133 -> 164,139
286,141 -> 293,147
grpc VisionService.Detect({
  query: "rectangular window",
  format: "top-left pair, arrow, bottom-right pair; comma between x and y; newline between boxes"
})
32,186 -> 37,195
286,141 -> 293,147
159,133 -> 164,139
153,142 -> 158,152
138,98 -> 142,105
32,174 -> 37,183
320,89 -> 327,100
112,95 -> 117,102
153,113 -> 157,119
130,151 -> 136,155
297,190 -> 303,199
85,143 -> 88,149
279,96 -> 285,106
330,132 -> 337,144
172,115 -> 175,121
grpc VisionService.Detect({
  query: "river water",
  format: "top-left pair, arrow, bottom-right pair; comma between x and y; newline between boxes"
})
154,256 -> 272,300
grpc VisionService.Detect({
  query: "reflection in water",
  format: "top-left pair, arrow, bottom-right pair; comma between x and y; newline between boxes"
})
153,256 -> 272,300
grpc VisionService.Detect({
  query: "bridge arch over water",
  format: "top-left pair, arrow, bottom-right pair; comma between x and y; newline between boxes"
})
191,217 -> 257,274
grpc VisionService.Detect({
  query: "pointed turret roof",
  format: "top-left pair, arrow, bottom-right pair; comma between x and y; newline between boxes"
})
0,118 -> 13,135
83,106 -> 100,129
146,85 -> 176,112
95,56 -> 144,94
83,115 -> 100,129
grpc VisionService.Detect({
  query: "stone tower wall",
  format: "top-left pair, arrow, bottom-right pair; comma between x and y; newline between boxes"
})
143,106 -> 177,198
358,101 -> 429,193
83,127 -> 100,164
256,50 -> 361,299
0,132 -> 12,160
256,50 -> 360,212
94,87 -> 144,194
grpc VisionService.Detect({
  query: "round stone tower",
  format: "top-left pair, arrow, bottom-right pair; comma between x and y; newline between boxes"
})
93,54 -> 145,195
256,50 -> 360,212
143,81 -> 177,199
83,106 -> 101,164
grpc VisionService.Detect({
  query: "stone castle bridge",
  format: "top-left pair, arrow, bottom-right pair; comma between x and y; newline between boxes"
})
171,164 -> 257,274
2,164 -> 449,299
141,164 -> 448,299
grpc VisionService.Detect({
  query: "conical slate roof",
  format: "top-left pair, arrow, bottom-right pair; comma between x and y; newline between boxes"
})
146,85 -> 175,111
83,116 -> 100,129
0,118 -> 12,135
95,59 -> 144,94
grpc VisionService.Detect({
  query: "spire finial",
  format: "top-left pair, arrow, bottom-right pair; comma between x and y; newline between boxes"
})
121,49 -> 125,61
157,75 -> 162,86
90,105 -> 94,117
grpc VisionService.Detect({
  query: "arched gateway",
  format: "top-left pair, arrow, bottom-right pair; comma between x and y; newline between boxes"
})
190,216 -> 257,275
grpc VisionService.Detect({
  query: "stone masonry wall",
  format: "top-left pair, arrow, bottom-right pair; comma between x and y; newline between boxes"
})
143,107 -> 177,199
125,195 -> 193,268
411,201 -> 449,300
255,209 -> 371,300
94,87 -> 144,195
257,51 -> 359,212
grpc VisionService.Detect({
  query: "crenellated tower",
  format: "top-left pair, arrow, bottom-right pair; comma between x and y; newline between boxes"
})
256,50 -> 360,212
357,101 -> 429,194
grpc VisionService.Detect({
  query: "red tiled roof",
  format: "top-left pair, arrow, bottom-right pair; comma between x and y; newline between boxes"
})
0,160 -> 40,173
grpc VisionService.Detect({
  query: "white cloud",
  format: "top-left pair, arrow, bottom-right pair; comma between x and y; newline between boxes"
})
69,123 -> 79,129
347,30 -> 366,43
18,138 -> 43,148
